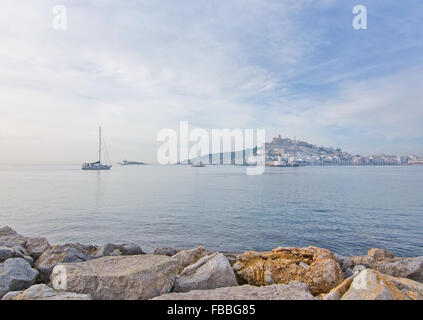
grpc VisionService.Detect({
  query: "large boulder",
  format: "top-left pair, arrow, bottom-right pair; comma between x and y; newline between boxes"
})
0,258 -> 38,298
233,246 -> 343,295
0,226 -> 50,261
172,246 -> 207,273
174,253 -> 238,292
153,281 -> 316,300
376,257 -> 423,282
1,284 -> 91,300
341,269 -> 423,300
34,243 -> 97,282
51,254 -> 179,300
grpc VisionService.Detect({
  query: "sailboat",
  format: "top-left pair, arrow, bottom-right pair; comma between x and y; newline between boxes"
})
81,127 -> 112,170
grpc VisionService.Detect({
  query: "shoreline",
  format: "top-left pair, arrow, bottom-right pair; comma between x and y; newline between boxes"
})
1,226 -> 423,300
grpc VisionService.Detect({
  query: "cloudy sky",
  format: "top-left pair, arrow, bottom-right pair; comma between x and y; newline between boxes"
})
0,0 -> 422,164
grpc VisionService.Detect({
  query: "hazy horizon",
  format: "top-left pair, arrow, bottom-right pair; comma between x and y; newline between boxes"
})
1,1 -> 423,164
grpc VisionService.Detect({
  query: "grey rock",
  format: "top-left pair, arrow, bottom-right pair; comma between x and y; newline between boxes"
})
0,247 -> 14,262
344,248 -> 423,283
377,256 -> 423,282
0,226 -> 18,237
1,284 -> 91,300
344,268 -> 354,278
154,247 -> 178,256
174,253 -> 238,292
24,238 -> 50,260
0,245 -> 33,265
153,281 -> 317,300
94,243 -> 144,257
0,258 -> 38,298
118,243 -> 144,255
334,253 -> 353,271
51,254 -> 179,300
172,246 -> 207,273
94,243 -> 119,257
34,243 -> 97,283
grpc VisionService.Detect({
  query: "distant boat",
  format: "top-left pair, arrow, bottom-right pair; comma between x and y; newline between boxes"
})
120,160 -> 147,166
191,161 -> 205,167
82,127 -> 112,170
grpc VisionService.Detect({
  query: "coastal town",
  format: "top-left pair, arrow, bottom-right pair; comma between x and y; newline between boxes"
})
188,134 -> 423,167
265,135 -> 423,166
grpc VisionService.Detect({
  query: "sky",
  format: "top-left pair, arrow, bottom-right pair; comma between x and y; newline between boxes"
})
0,0 -> 422,164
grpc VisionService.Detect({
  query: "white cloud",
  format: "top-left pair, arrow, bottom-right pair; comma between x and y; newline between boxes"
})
0,1 -> 422,163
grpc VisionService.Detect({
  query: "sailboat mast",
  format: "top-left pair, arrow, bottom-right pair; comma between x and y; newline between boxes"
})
99,126 -> 101,164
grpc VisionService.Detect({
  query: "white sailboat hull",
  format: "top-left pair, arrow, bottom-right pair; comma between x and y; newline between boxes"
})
81,126 -> 112,170
81,162 -> 112,170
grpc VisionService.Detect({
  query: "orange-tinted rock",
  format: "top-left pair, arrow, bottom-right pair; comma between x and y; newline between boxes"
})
233,246 -> 343,295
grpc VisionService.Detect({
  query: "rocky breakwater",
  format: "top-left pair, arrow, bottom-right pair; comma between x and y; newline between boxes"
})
2,225 -> 423,300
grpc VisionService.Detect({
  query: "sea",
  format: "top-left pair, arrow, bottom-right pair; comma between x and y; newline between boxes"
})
0,164 -> 422,257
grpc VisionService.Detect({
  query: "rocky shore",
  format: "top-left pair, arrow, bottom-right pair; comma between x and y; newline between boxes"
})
1,226 -> 423,300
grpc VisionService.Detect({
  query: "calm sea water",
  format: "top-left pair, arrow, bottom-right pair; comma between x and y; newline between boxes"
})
0,165 -> 422,257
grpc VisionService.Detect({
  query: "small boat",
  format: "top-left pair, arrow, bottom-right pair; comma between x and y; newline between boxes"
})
191,161 -> 205,167
82,127 -> 112,170
120,160 -> 147,166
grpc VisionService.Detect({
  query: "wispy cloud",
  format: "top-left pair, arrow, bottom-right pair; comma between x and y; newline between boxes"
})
0,0 -> 422,163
